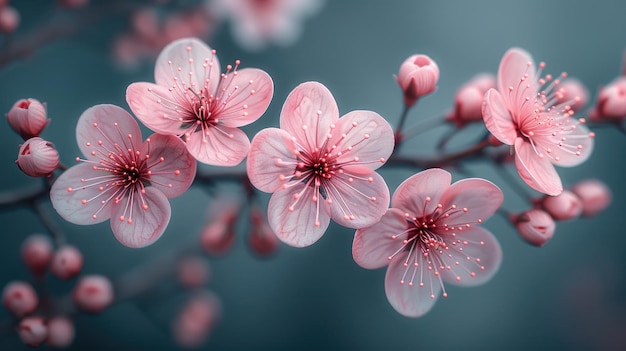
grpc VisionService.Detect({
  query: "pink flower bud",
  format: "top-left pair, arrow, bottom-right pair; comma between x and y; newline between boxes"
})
396,54 -> 439,106
512,209 -> 556,247
248,208 -> 279,257
21,234 -> 53,276
555,78 -> 589,113
17,317 -> 48,347
72,275 -> 114,313
16,137 -> 59,177
172,291 -> 220,348
177,256 -> 210,289
6,98 -> 49,140
46,316 -> 75,349
571,179 -> 612,217
589,77 -> 626,121
2,281 -> 38,317
539,190 -> 583,221
0,6 -> 19,33
50,246 -> 83,280
200,197 -> 239,255
446,74 -> 496,126
131,8 -> 160,41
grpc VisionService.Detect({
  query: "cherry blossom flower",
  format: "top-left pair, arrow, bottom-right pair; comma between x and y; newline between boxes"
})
126,37 -> 273,166
50,104 -> 196,248
247,81 -> 394,247
210,0 -> 323,51
482,48 -> 595,195
352,168 -> 503,317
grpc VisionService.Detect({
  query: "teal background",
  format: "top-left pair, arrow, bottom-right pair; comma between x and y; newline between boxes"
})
1,0 -> 626,350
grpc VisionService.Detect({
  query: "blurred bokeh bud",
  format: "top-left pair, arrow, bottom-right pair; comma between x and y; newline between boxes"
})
17,317 -> 47,347
50,246 -> 83,280
58,0 -> 89,9
2,281 -> 38,317
16,137 -> 59,177
589,77 -> 626,121
172,291 -> 220,348
446,74 -> 496,126
21,234 -> 53,276
200,196 -> 240,255
46,316 -> 75,349
177,256 -> 210,289
248,208 -> 279,257
512,209 -> 556,247
571,179 -> 612,217
72,275 -> 114,313
556,78 -> 589,113
6,98 -> 49,140
0,6 -> 19,33
396,54 -> 439,106
540,190 -> 583,221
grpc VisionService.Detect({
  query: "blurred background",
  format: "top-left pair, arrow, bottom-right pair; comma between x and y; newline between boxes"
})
1,0 -> 626,350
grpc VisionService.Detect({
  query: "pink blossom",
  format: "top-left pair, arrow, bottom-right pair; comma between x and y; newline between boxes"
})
482,48 -> 595,196
50,246 -> 84,280
210,0 -> 323,51
247,81 -> 394,247
72,275 -> 114,313
6,98 -> 49,140
126,37 -> 273,166
17,317 -> 47,347
512,209 -> 555,247
556,78 -> 589,113
16,137 -> 59,177
571,179 -> 612,217
20,234 -> 53,276
446,74 -> 496,127
46,316 -> 75,349
396,54 -> 440,107
50,104 -> 196,248
352,168 -> 503,317
2,281 -> 38,317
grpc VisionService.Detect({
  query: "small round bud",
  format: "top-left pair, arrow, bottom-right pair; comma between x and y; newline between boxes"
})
2,281 -> 38,317
177,256 -> 210,289
199,197 -> 239,256
248,208 -> 279,257
0,6 -> 19,34
172,291 -> 220,348
540,190 -> 583,221
16,137 -> 59,177
396,54 -> 439,106
6,98 -> 49,140
46,316 -> 75,349
571,179 -> 612,217
589,77 -> 626,122
50,246 -> 83,280
512,209 -> 556,247
72,275 -> 114,313
446,74 -> 496,126
21,234 -> 53,276
17,317 -> 48,347
556,78 -> 589,113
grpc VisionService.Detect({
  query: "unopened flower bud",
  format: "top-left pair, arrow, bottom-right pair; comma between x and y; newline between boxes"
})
396,54 -> 439,106
556,78 -> 589,113
512,209 -> 556,247
248,208 -> 279,257
571,179 -> 612,217
172,291 -> 220,348
17,317 -> 47,347
2,281 -> 38,317
50,246 -> 83,280
0,6 -> 19,34
72,275 -> 114,313
6,98 -> 49,140
16,137 -> 59,177
177,256 -> 210,289
446,74 -> 496,126
21,234 -> 53,276
200,197 -> 239,255
46,316 -> 75,349
589,77 -> 626,121
540,190 -> 583,221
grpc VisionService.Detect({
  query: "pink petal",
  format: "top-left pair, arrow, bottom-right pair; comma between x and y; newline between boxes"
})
482,89 -> 517,145
247,128 -> 297,193
76,104 -> 142,162
141,133 -> 197,198
330,110 -> 394,171
154,37 -> 220,97
384,253 -> 441,318
126,82 -> 190,135
185,126 -> 251,166
267,185 -> 330,248
534,119 -> 594,167
353,208 -> 408,269
110,187 -> 171,248
213,68 -> 274,128
514,138 -> 563,195
280,81 -> 339,151
438,178 -> 503,224
50,163 -> 113,225
391,168 -> 451,217
328,171 -> 390,229
437,227 -> 502,286
498,47 -> 537,109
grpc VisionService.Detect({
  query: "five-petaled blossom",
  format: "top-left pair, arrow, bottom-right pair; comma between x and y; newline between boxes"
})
247,81 -> 394,247
482,48 -> 595,196
126,37 -> 273,166
50,104 -> 196,248
352,168 -> 503,317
